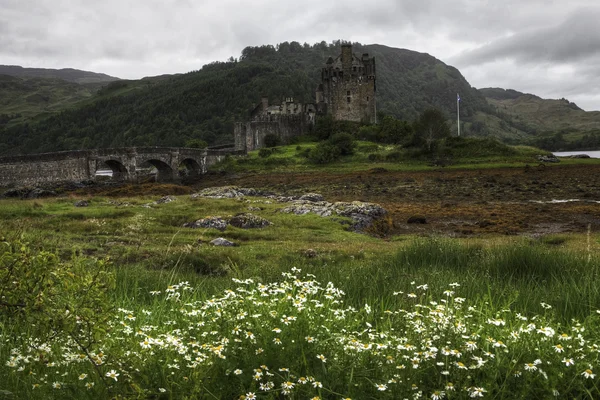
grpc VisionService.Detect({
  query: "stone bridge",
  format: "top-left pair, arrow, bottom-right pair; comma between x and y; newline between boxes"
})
0,147 -> 242,187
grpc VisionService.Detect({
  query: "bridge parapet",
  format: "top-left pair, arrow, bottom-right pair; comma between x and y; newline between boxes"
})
0,147 -> 238,187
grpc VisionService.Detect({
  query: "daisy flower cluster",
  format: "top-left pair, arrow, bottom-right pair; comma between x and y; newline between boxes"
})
3,268 -> 600,398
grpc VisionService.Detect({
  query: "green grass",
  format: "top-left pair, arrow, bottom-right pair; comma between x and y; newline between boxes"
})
1,195 -> 600,398
212,140 -> 600,175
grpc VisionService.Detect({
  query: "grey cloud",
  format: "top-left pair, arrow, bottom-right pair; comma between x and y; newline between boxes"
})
451,7 -> 600,66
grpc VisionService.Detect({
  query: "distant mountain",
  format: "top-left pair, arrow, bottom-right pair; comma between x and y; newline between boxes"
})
0,65 -> 119,84
480,87 -> 600,132
479,87 -> 600,150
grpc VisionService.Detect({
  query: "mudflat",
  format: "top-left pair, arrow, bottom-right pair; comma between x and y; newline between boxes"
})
197,164 -> 600,237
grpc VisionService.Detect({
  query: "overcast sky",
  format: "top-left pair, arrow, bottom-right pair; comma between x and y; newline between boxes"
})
2,0 -> 600,110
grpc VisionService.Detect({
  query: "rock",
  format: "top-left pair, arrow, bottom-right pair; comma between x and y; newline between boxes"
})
156,196 -> 176,204
303,248 -> 318,258
191,186 -> 269,199
407,216 -> 427,224
210,237 -> 238,247
281,201 -> 333,217
247,206 -> 262,212
2,187 -> 28,198
183,216 -> 228,231
229,213 -> 272,229
536,155 -> 560,163
299,193 -> 324,202
74,200 -> 89,207
27,188 -> 56,199
280,200 -> 388,233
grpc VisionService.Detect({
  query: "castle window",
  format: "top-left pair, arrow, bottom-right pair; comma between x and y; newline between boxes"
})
347,91 -> 351,95
347,97 -> 351,103
366,97 -> 369,102
353,66 -> 356,72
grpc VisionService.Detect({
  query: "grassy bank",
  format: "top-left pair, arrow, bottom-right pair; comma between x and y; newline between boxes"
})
1,194 -> 600,398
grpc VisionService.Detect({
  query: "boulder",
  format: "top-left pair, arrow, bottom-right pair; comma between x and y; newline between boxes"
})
74,200 -> 89,207
27,188 -> 57,199
536,155 -> 560,163
299,193 -> 324,202
191,186 -> 269,199
156,196 -> 176,204
183,216 -> 228,231
210,237 -> 238,247
229,213 -> 272,229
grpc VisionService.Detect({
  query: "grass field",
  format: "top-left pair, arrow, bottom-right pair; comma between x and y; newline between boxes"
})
1,189 -> 599,399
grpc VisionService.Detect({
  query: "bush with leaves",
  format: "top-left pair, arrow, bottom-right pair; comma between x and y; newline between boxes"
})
328,132 -> 356,156
263,134 -> 280,148
0,239 -> 115,367
309,142 -> 341,164
258,148 -> 272,158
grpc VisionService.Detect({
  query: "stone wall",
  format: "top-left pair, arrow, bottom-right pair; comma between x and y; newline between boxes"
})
234,116 -> 306,152
0,151 -> 94,187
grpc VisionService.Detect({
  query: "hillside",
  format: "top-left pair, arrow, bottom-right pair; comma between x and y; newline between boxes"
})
0,41 -> 500,155
0,74 -> 97,124
480,87 -> 600,150
0,65 -> 119,84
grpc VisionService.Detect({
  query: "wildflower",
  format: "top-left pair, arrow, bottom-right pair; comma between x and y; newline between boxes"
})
159,388 -> 167,393
465,341 -> 477,351
52,382 -> 62,389
281,381 -> 295,395
431,391 -> 446,400
234,369 -> 243,375
540,302 -> 552,309
562,358 -> 574,367
106,370 -> 119,381
455,362 -> 467,370
32,383 -> 40,389
85,382 -> 95,389
445,382 -> 455,391
246,392 -> 256,400
582,369 -> 596,379
273,338 -> 282,345
78,373 -> 87,380
524,362 -> 538,372
468,387 -> 487,398
272,328 -> 282,334
553,344 -> 564,353
313,381 -> 323,388
306,336 -> 315,343
376,383 -> 387,391
317,354 -> 327,362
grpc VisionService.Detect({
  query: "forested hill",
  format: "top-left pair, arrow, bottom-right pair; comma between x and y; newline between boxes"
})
0,65 -> 119,84
0,41 -> 491,155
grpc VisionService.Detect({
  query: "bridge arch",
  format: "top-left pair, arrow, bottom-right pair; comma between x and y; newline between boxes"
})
178,158 -> 202,179
101,159 -> 129,181
140,159 -> 175,182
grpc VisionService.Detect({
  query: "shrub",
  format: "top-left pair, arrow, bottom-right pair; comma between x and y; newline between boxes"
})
328,132 -> 355,156
385,151 -> 403,161
263,134 -> 280,148
184,138 -> 208,149
309,142 -> 341,164
258,148 -> 272,158
368,153 -> 384,162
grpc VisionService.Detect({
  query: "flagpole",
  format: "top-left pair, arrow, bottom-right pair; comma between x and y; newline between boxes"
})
457,93 -> 460,137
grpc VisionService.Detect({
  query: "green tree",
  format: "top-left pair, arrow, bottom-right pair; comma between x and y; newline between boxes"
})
413,109 -> 451,152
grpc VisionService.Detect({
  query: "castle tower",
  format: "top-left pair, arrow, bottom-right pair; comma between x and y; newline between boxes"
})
318,44 -> 376,124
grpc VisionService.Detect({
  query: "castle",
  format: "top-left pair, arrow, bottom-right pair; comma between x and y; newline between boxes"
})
234,44 -> 376,152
